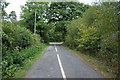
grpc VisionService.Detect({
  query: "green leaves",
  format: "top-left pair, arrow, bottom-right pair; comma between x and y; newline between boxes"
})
65,2 -> 119,62
2,43 -> 46,78
2,21 -> 41,54
0,0 -> 9,20
20,2 -> 49,42
20,2 -> 89,42
2,21 -> 43,78
45,2 -> 89,23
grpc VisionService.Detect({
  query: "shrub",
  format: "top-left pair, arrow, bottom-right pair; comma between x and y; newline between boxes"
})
2,21 -> 40,53
2,43 -> 46,78
76,26 -> 100,54
65,2 -> 119,63
2,21 -> 42,78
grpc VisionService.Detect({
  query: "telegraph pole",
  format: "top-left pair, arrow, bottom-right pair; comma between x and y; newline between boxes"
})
34,9 -> 36,34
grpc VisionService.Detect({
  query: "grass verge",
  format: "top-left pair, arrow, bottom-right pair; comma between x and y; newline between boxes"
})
14,43 -> 48,78
64,47 -> 116,78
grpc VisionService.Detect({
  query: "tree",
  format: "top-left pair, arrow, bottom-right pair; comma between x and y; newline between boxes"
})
20,1 -> 89,42
45,2 -> 89,42
65,2 -> 119,77
9,11 -> 17,24
20,2 -> 49,42
0,0 -> 9,21
45,2 -> 89,23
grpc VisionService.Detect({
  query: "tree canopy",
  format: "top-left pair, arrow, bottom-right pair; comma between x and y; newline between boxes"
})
20,1 -> 89,42
45,2 -> 89,23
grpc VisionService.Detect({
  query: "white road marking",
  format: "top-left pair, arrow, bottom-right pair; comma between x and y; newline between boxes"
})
55,45 -> 58,52
57,54 -> 67,80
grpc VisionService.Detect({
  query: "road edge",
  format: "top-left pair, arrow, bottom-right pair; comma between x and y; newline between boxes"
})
63,46 -> 114,78
14,44 -> 48,78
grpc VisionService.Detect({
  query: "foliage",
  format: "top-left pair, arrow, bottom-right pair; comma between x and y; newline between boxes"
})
1,1 -> 46,78
65,2 -> 119,64
93,2 -> 119,62
9,11 -> 18,24
0,0 -> 9,20
1,21 -> 43,78
45,2 -> 89,42
45,2 -> 89,23
48,21 -> 67,42
9,11 -> 17,20
20,2 -> 49,42
65,19 -> 79,48
2,1 -> 119,78
2,21 -> 40,53
20,2 -> 89,42
2,43 -> 46,78
76,26 -> 100,54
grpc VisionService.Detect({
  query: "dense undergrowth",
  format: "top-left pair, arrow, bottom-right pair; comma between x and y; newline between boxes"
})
1,21 -> 46,78
65,2 -> 119,77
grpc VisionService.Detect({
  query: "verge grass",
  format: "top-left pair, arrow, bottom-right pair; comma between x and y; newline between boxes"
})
14,43 -> 48,78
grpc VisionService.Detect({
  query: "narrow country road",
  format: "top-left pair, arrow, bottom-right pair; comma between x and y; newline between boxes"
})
25,43 -> 105,78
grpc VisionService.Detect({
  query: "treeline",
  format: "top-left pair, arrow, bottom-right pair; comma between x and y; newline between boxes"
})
65,2 -> 119,77
1,1 -> 46,78
1,0 -> 119,78
19,2 -> 119,77
1,1 -> 89,78
19,2 -> 89,42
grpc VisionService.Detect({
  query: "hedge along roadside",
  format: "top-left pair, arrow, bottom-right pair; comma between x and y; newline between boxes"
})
1,21 -> 45,78
65,2 -> 119,77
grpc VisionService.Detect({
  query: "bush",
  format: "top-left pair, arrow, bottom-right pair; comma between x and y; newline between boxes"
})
2,43 -> 46,78
65,20 -> 79,49
65,2 -> 119,63
76,26 -> 100,54
2,21 -> 40,53
2,21 -> 42,78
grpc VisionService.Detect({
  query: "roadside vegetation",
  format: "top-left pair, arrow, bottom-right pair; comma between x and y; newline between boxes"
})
1,0 -> 47,78
65,2 -> 119,78
1,0 -> 119,78
2,20 -> 47,78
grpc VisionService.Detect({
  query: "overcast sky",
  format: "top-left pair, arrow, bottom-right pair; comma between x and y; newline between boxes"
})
5,0 -> 95,20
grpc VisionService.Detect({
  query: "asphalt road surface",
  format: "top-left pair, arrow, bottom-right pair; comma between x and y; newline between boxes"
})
25,43 -> 105,79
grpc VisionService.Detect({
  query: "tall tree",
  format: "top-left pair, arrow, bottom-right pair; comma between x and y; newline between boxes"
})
9,11 -> 17,24
20,1 -> 89,42
45,2 -> 89,41
45,2 -> 89,23
20,2 -> 49,42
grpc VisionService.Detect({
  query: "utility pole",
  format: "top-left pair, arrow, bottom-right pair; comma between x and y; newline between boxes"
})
34,9 -> 36,34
